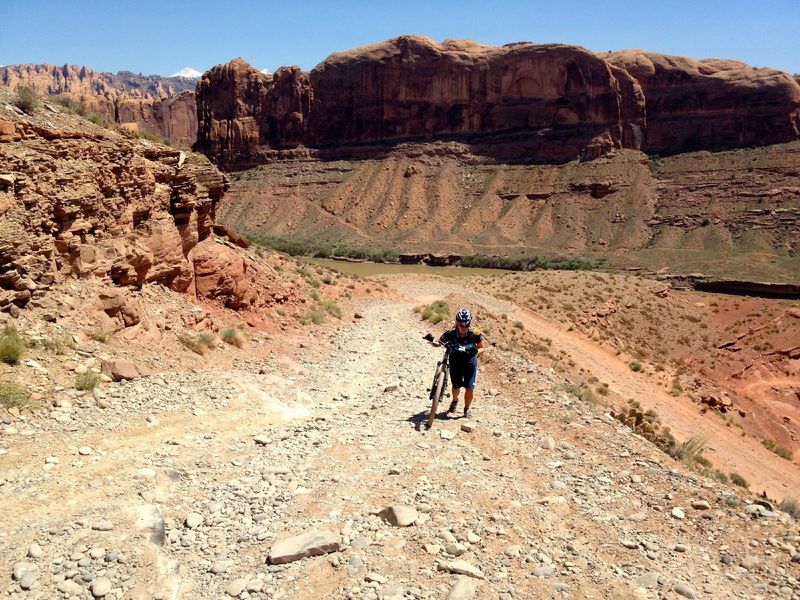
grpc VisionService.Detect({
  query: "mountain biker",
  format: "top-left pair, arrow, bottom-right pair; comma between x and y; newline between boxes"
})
433,308 -> 484,419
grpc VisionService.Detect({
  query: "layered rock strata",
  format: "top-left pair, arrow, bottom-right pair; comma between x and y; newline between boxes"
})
195,37 -> 647,168
0,90 -> 225,315
195,36 -> 800,170
1,64 -> 197,147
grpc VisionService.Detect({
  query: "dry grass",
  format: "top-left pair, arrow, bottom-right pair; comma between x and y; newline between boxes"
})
0,380 -> 29,409
0,326 -> 25,364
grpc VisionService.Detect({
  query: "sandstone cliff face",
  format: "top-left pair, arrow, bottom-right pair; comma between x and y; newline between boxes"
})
1,64 -> 198,147
195,37 -> 646,168
0,88 -> 225,315
606,51 -> 800,154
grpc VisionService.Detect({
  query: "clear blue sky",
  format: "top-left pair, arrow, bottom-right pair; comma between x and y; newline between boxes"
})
2,0 -> 798,75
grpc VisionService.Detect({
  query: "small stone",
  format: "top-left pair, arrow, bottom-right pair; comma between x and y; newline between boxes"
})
542,437 -> 556,450
27,543 -> 43,559
674,583 -> 697,599
12,563 -> 29,581
225,578 -> 246,597
439,559 -> 485,579
185,513 -> 204,529
92,520 -> 113,531
245,579 -> 264,593
671,507 -> 685,519
691,500 -> 710,510
57,580 -> 85,595
19,571 -> 35,590
460,422 -> 475,433
210,560 -> 232,574
532,564 -> 555,577
383,384 -> 399,393
91,576 -> 112,597
79,446 -> 93,456
440,430 -> 456,440
253,434 -> 270,445
447,577 -> 477,599
365,572 -> 388,584
675,544 -> 688,553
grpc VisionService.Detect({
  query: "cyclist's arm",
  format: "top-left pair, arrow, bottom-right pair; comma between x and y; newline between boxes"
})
475,339 -> 484,356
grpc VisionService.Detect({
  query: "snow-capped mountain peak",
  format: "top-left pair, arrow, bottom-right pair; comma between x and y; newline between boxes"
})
171,67 -> 202,79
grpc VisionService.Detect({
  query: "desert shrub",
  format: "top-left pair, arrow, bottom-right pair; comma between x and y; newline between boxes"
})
52,95 -> 87,116
298,308 -> 326,326
561,383 -> 597,404
670,435 -> 707,466
309,290 -> 320,302
75,371 -> 99,391
13,86 -> 39,114
729,472 -> 749,488
28,335 -> 74,355
628,361 -> 643,372
709,470 -> 729,485
137,129 -> 169,144
178,332 -> 215,355
87,112 -> 112,128
0,380 -> 29,409
221,327 -> 245,348
0,326 -> 25,364
322,275 -> 334,285
762,439 -> 794,461
421,300 -> 450,325
319,299 -> 342,319
276,307 -> 287,317
778,499 -> 800,519
671,378 -> 683,397
90,328 -> 114,343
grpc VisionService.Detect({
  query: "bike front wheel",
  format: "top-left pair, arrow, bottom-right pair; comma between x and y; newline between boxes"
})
427,364 -> 446,429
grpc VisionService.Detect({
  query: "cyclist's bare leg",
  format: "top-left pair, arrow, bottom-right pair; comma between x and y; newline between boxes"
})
464,388 -> 474,410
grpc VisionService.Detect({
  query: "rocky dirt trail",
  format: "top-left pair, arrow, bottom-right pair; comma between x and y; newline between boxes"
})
3,284 -> 800,599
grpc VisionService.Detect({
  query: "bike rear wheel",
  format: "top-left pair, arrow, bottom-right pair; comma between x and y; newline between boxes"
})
427,364 -> 446,429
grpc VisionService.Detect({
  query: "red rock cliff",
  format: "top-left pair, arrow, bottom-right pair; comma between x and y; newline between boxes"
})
0,88 -> 226,314
1,64 -> 198,147
195,36 -> 646,168
606,51 -> 800,154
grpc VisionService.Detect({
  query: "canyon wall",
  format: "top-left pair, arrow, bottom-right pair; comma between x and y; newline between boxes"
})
1,64 -> 197,147
195,36 -> 800,169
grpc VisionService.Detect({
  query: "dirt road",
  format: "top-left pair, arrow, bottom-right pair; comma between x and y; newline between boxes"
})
3,285 -> 800,599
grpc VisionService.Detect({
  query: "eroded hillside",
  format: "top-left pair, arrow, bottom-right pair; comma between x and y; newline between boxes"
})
220,142 -> 800,282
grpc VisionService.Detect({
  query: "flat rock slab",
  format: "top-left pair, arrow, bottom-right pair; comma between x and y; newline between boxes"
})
379,504 -> 419,527
101,359 -> 148,381
268,529 -> 341,564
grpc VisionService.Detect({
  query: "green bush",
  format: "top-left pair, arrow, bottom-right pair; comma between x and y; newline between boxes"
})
0,380 -> 29,409
75,371 -> 99,391
0,326 -> 25,364
221,327 -> 245,348
561,383 -> 597,404
319,299 -> 342,319
628,361 -> 643,372
421,300 -> 450,325
670,435 -> 707,466
762,439 -> 794,461
13,86 -> 39,114
178,332 -> 215,355
87,112 -> 112,128
52,95 -> 87,116
729,472 -> 749,488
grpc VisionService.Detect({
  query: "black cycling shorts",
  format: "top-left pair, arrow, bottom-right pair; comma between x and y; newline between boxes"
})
450,361 -> 477,389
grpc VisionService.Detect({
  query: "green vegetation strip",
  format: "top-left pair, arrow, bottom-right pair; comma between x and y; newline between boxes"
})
250,235 -> 602,272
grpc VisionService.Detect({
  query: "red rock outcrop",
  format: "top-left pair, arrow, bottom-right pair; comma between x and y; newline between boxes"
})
0,87 -> 226,315
606,51 -> 800,154
195,37 -> 646,168
196,37 -> 800,169
1,64 -> 197,147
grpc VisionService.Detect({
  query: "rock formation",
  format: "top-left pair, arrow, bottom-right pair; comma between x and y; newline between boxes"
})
195,36 -> 647,168
0,87 -> 225,315
1,64 -> 197,147
195,36 -> 800,170
606,51 -> 800,154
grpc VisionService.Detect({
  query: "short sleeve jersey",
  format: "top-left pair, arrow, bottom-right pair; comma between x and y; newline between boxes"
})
439,326 -> 484,366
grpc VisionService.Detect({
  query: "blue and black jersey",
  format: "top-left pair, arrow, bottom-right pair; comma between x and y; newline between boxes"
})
439,326 -> 484,366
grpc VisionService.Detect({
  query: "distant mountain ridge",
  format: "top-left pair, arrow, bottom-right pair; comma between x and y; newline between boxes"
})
0,63 -> 197,147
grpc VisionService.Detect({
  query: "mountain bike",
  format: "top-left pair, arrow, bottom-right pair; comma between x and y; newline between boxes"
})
423,334 -> 455,429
